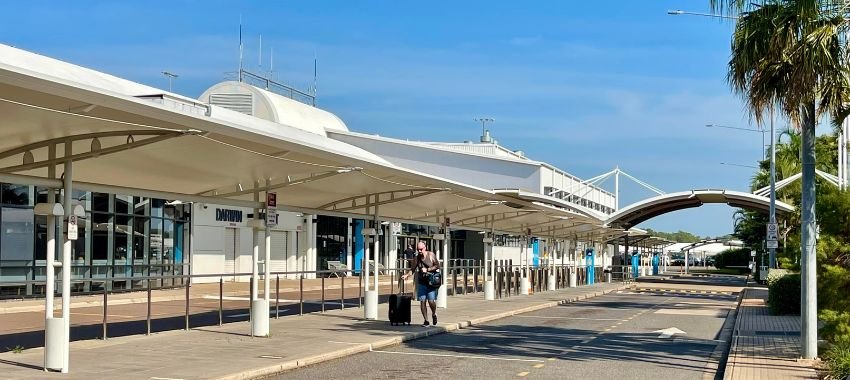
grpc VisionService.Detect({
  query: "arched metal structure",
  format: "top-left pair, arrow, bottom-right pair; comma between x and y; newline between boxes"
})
605,189 -> 795,230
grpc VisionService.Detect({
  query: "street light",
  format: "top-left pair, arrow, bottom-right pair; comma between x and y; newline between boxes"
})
705,124 -> 768,161
667,9 -> 739,20
720,162 -> 759,169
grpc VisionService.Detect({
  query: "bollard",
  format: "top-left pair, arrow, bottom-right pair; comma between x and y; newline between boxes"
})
146,279 -> 152,335
462,268 -> 467,295
473,266 -> 478,294
102,287 -> 108,340
358,272 -> 363,308
299,276 -> 304,316
185,277 -> 190,330
321,276 -> 326,313
275,275 -> 280,319
219,277 -> 223,326
341,275 -> 345,310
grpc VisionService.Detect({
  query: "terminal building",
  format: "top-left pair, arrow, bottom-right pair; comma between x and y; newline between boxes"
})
0,45 -> 619,297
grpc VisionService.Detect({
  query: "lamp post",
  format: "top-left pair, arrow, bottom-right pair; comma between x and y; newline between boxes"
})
667,10 -> 739,20
705,124 -> 768,161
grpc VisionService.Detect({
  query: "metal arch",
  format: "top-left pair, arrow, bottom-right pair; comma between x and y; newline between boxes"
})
0,130 -> 187,173
318,188 -> 443,213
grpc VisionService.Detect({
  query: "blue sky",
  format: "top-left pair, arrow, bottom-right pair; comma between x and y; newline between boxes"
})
2,1 -> 772,237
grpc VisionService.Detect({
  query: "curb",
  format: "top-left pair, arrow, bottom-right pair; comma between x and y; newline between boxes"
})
718,287 -> 748,380
701,287 -> 745,379
211,283 -> 628,380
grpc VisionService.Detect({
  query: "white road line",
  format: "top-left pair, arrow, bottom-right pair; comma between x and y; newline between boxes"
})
514,316 -> 621,321
328,341 -> 368,345
370,350 -> 545,363
150,377 -> 185,380
225,310 -> 289,318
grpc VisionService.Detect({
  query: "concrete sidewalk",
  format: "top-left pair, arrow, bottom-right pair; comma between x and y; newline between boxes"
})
723,287 -> 818,380
0,282 -> 627,380
0,276 -> 399,314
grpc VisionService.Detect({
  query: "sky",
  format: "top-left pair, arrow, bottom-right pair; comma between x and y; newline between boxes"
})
1,1 -> 773,237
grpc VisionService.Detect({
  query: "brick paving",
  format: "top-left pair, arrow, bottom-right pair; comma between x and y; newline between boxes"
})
723,288 -> 818,380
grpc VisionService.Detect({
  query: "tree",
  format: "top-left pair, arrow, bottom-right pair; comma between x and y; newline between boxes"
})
710,0 -> 850,359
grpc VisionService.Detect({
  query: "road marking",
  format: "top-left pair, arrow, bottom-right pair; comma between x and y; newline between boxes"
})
548,358 -> 556,361
370,350 -> 545,363
328,341 -> 367,345
532,363 -> 545,368
515,316 -> 620,321
654,308 -> 725,317
150,377 -> 185,380
258,355 -> 284,359
517,372 -> 530,377
225,310 -> 289,318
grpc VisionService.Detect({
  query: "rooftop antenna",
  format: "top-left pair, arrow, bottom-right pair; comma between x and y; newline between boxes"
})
161,71 -> 178,92
269,47 -> 274,79
238,15 -> 244,82
474,117 -> 495,143
258,34 -> 262,70
313,56 -> 318,106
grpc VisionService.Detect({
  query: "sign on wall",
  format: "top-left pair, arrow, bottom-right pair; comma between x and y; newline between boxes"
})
68,215 -> 78,241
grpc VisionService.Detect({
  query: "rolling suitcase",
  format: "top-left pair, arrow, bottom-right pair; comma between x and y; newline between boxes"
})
388,293 -> 412,326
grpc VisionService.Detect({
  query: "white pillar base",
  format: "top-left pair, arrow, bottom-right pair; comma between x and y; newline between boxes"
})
44,317 -> 65,371
484,280 -> 495,300
436,285 -> 447,308
364,290 -> 379,320
569,271 -> 577,288
251,300 -> 270,337
606,273 -> 612,283
548,275 -> 556,291
520,277 -> 530,295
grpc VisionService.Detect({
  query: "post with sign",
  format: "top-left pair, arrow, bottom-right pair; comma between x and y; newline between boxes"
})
67,215 -> 78,241
766,223 -> 778,249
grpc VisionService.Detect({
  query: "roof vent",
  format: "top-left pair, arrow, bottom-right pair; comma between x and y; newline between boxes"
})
480,129 -> 492,143
209,93 -> 253,115
514,150 -> 525,158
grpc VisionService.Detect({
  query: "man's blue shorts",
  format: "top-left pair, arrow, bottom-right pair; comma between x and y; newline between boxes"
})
416,282 -> 437,301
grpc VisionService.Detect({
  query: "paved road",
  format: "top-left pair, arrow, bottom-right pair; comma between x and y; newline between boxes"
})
271,284 -> 740,380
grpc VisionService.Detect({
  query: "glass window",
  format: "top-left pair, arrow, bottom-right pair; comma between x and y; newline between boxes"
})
0,207 -> 34,261
35,215 -> 47,261
114,215 -> 131,261
133,217 -> 148,261
151,199 -> 164,218
133,197 -> 148,216
149,217 -> 163,263
92,193 -> 110,213
1,184 -> 30,206
92,212 -> 111,261
114,195 -> 131,214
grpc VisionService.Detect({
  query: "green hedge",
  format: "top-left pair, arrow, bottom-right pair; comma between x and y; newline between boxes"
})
714,248 -> 751,269
768,273 -> 801,315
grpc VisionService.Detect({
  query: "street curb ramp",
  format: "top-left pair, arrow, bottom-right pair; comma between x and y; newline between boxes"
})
211,285 -> 627,380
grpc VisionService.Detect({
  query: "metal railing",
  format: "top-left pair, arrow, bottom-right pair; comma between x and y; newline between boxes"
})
0,261 -> 632,347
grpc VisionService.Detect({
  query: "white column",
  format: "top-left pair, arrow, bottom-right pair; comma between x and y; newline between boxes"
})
346,218 -> 353,276
249,182 -> 266,336
436,226 -> 449,308
286,230 -> 297,279
364,196 -> 379,320
60,152 -> 72,373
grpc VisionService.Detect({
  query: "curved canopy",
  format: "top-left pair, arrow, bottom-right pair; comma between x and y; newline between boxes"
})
606,189 -> 795,229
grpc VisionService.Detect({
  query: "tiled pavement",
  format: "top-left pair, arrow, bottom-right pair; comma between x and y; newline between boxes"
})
723,288 -> 818,380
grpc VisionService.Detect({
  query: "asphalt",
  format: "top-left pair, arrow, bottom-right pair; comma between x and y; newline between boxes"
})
269,283 -> 741,380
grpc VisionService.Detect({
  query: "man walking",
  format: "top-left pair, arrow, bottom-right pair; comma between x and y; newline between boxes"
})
403,241 -> 441,326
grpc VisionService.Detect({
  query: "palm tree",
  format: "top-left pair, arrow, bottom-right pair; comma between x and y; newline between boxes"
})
710,0 -> 850,359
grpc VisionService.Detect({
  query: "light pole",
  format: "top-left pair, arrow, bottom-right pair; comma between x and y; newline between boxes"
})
162,71 -> 178,92
667,10 -> 739,20
706,124 -> 768,161
474,117 -> 495,141
720,162 -> 759,169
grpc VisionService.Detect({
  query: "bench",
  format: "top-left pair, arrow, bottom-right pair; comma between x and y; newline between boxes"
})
327,261 -> 349,278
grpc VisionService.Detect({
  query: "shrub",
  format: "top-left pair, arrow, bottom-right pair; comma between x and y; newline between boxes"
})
714,248 -> 752,269
766,269 -> 790,286
824,340 -> 850,380
767,273 -> 800,315
821,310 -> 850,347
